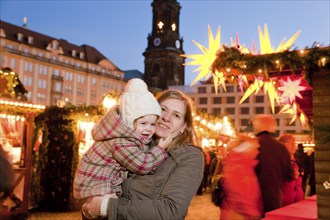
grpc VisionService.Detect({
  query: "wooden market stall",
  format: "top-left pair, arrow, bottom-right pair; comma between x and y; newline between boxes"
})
0,67 -> 45,219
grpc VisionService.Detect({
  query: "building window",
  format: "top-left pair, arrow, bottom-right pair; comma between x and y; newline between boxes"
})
91,91 -> 96,98
276,119 -> 280,126
64,85 -> 73,94
23,76 -> 32,86
26,91 -> 32,100
226,108 -> 235,115
10,58 -> 16,68
54,82 -> 62,92
53,69 -> 60,76
24,61 -> 33,72
38,79 -> 47,89
275,106 -> 280,113
255,107 -> 264,114
197,86 -> 206,94
92,78 -> 96,86
213,108 -> 221,115
199,108 -> 207,113
240,119 -> 250,126
240,97 -> 250,103
199,97 -> 207,104
77,75 -> 85,83
37,93 -> 46,103
226,97 -> 235,103
28,36 -> 34,44
39,65 -> 48,75
255,95 -> 264,103
213,97 -> 221,104
65,72 -> 73,81
77,88 -> 84,96
17,33 -> 24,41
240,107 -> 250,114
227,85 -> 234,92
211,86 -> 219,94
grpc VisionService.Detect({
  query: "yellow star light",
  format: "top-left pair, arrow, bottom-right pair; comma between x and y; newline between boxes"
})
239,78 -> 264,104
258,23 -> 301,54
263,80 -> 280,113
214,70 -> 227,93
182,25 -> 221,85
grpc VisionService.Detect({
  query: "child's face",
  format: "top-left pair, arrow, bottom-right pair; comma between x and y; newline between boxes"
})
134,114 -> 158,140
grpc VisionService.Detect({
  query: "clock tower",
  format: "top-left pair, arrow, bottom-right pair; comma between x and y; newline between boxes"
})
143,0 -> 185,90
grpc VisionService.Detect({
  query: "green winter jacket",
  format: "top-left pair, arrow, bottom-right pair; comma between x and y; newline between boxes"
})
108,144 -> 204,220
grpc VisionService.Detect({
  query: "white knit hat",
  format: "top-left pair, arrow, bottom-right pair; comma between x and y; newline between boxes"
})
119,78 -> 161,129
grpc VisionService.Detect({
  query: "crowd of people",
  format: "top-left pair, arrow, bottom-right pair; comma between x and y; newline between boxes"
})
203,115 -> 316,219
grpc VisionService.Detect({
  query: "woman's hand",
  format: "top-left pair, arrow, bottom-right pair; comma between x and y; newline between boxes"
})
83,193 -> 117,218
158,134 -> 174,149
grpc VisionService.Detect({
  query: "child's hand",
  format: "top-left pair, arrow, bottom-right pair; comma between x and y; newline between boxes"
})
158,134 -> 174,149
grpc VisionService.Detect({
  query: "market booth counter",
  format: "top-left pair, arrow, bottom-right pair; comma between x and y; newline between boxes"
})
264,195 -> 317,220
0,100 -> 45,219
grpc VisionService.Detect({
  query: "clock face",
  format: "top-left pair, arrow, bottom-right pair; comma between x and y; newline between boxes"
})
175,40 -> 181,49
153,37 -> 161,46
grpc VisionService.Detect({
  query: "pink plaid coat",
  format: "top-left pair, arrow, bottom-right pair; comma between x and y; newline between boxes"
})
73,107 -> 168,199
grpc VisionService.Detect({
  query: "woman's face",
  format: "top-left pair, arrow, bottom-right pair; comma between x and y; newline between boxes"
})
155,98 -> 187,139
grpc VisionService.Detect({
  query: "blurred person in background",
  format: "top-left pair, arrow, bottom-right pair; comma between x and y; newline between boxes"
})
252,114 -> 294,216
220,135 -> 263,220
278,134 -> 304,206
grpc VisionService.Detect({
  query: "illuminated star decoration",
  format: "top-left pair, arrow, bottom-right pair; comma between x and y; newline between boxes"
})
258,23 -> 301,54
278,77 -> 307,104
277,77 -> 309,127
185,24 -> 310,126
278,102 -> 309,127
237,74 -> 248,93
181,25 -> 221,86
214,70 -> 227,92
238,24 -> 301,113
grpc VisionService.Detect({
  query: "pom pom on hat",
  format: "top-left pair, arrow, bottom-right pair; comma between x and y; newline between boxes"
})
119,78 -> 161,128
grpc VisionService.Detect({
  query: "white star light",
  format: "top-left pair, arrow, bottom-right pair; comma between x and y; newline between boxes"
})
278,77 -> 307,103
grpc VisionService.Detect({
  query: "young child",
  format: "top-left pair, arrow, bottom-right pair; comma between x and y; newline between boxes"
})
73,78 -> 172,200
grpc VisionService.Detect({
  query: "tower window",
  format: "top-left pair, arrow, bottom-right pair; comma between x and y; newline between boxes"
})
171,23 -> 176,31
157,21 -> 164,29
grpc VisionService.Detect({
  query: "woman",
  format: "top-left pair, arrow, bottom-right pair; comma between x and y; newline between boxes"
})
83,90 -> 204,220
278,134 -> 304,206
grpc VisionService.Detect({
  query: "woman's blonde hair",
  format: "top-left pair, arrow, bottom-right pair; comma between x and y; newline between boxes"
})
156,90 -> 200,149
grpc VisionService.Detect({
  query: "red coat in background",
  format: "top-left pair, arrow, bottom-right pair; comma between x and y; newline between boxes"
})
282,156 -> 304,206
220,141 -> 263,220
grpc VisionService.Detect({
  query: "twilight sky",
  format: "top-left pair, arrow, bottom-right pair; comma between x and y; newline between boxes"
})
1,0 -> 329,85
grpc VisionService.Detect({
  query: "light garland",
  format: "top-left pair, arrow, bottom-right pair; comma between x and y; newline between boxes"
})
0,99 -> 46,110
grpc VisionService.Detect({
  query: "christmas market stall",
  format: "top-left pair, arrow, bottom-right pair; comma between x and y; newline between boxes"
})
0,67 -> 45,219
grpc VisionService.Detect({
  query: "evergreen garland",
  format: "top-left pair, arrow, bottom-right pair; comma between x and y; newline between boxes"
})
211,45 -> 330,85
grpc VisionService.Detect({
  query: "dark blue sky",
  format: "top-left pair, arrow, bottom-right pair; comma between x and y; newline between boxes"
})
1,0 -> 329,85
